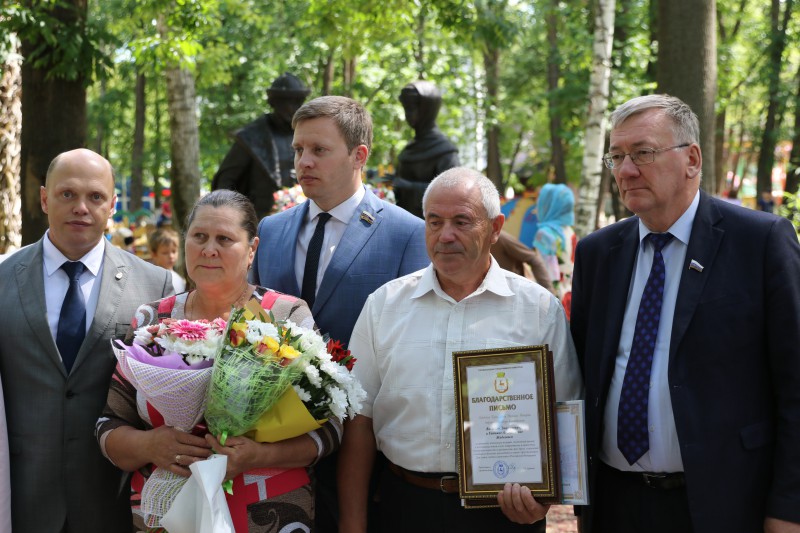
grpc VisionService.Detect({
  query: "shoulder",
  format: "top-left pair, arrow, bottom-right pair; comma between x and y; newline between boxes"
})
258,204 -> 302,229
375,200 -> 425,231
0,242 -> 38,274
578,216 -> 636,250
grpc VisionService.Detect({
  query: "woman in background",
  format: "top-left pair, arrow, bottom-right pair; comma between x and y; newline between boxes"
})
533,183 -> 576,318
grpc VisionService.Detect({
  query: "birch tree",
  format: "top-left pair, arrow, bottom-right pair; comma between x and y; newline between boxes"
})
0,35 -> 22,253
575,0 -> 615,237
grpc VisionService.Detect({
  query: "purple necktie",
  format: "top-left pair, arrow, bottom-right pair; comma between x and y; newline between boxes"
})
57,261 -> 87,373
618,232 -> 674,465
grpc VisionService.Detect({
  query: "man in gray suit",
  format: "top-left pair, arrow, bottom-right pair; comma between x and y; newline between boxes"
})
0,149 -> 173,532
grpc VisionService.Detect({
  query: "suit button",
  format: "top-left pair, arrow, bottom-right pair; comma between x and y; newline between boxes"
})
66,390 -> 76,399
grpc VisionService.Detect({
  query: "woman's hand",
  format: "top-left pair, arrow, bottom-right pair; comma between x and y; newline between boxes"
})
148,425 -> 212,478
205,433 -> 266,481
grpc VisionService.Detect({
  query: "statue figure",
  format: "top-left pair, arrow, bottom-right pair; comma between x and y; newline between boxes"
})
212,72 -> 311,218
393,80 -> 460,217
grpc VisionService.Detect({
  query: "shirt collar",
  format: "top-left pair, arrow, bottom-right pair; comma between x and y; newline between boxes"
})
638,190 -> 699,246
306,186 -> 366,225
43,231 -> 105,278
413,256 -> 514,302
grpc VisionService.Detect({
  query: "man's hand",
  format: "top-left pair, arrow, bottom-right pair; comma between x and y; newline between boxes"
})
765,517 -> 800,533
497,482 -> 550,525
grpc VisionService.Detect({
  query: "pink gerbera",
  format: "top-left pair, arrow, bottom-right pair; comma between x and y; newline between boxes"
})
167,319 -> 212,341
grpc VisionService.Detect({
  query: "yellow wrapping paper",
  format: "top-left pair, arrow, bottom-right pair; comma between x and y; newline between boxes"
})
246,386 -> 327,443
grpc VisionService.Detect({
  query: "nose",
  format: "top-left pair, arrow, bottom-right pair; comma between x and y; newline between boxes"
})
201,242 -> 219,257
439,221 -> 457,242
615,153 -> 640,179
296,149 -> 313,169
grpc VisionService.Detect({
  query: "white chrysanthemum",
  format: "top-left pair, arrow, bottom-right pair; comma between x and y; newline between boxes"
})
304,364 -> 322,387
344,380 -> 367,418
155,332 -> 223,359
133,327 -> 154,346
245,321 -> 279,345
320,360 -> 347,384
293,385 -> 311,403
326,385 -> 348,420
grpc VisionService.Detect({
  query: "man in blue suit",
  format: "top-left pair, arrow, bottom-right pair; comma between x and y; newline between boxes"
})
570,94 -> 800,533
250,95 -> 429,532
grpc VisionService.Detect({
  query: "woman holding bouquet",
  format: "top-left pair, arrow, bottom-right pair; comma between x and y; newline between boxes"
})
97,190 -> 341,532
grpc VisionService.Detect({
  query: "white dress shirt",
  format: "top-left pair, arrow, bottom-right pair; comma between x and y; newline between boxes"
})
350,258 -> 583,473
601,191 -> 700,472
295,187 -> 366,295
43,232 -> 106,356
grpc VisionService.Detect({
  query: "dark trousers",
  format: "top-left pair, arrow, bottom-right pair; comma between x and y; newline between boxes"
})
377,464 -> 546,533
592,461 -> 693,533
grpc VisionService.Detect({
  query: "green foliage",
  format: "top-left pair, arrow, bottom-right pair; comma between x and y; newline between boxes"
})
779,192 -> 800,234
1,1 -> 114,83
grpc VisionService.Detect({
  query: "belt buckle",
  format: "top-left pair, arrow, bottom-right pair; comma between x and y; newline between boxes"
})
440,475 -> 458,493
642,473 -> 666,489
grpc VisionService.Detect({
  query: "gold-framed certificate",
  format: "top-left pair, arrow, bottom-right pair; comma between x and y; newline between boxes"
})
452,345 -> 560,506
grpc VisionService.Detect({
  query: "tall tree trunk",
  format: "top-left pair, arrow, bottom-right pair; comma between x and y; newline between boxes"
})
130,72 -> 146,212
164,66 -> 201,233
20,0 -> 88,245
755,0 -> 794,197
484,47 -> 502,189
322,51 -> 334,96
0,40 -> 22,253
657,0 -> 717,193
546,1 -> 567,184
785,61 -> 800,196
413,5 -> 427,79
714,109 -> 726,193
575,0 -> 615,238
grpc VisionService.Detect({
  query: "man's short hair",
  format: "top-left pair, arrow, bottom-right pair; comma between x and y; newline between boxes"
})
422,167 -> 501,219
610,94 -> 700,145
292,95 -> 373,153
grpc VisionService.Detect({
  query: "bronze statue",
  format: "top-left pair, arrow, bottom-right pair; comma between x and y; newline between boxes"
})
394,80 -> 460,217
212,73 -> 311,218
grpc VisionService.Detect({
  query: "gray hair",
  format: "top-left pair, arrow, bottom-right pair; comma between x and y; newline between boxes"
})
422,167 -> 501,219
610,94 -> 699,145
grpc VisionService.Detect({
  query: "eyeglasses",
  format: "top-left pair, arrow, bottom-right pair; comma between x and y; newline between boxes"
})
602,143 -> 690,170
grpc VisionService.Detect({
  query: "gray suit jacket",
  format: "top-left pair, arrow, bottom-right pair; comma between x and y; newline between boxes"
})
0,239 -> 173,533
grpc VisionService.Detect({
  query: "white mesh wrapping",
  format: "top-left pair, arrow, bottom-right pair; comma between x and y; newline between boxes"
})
139,468 -> 189,528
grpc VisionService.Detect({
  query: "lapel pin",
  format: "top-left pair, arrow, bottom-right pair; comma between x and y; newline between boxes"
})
360,211 -> 375,225
689,259 -> 704,272
115,272 -> 123,280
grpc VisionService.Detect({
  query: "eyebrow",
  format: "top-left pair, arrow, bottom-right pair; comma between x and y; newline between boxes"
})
609,139 -> 657,151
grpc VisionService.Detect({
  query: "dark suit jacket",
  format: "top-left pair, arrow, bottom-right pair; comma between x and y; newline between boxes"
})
250,188 -> 429,346
0,239 -> 173,532
570,192 -> 800,532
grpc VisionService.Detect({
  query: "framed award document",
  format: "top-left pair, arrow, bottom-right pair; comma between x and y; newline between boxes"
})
452,345 -> 560,507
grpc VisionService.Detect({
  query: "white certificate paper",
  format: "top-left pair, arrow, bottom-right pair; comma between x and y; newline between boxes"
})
556,400 -> 589,505
466,361 -> 542,485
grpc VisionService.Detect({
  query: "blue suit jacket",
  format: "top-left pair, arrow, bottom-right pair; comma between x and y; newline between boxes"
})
250,188 -> 429,346
570,192 -> 800,532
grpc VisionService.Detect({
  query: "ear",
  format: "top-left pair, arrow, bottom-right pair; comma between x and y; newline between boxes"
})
248,236 -> 260,267
686,143 -> 702,179
40,186 -> 48,214
353,145 -> 369,169
490,214 -> 505,245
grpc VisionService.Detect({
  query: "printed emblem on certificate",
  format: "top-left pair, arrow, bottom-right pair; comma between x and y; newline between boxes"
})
452,345 -> 560,506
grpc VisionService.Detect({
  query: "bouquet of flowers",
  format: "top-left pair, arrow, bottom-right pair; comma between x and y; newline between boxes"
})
205,298 -> 366,445
111,316 -> 226,529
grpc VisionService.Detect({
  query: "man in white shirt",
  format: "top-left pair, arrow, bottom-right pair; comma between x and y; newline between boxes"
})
338,167 -> 582,533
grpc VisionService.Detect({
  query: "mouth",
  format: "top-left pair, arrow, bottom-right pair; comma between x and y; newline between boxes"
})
67,220 -> 92,228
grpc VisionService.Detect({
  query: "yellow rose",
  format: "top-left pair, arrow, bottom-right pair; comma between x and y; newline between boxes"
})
264,337 -> 280,354
279,344 -> 301,360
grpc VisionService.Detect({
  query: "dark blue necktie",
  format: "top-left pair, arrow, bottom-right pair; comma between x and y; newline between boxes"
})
618,232 -> 674,465
57,261 -> 86,373
301,212 -> 332,309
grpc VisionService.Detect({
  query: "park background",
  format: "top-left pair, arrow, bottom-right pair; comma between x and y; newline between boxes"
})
1,0 -> 799,255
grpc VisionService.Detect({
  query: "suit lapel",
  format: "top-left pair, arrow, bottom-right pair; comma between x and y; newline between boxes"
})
313,191 -> 383,313
72,242 -> 128,373
277,203 -> 307,296
669,193 -> 723,366
16,241 -> 66,374
598,221 -> 639,387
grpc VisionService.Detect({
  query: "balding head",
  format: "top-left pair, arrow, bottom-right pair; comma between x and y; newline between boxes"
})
41,149 -> 117,260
